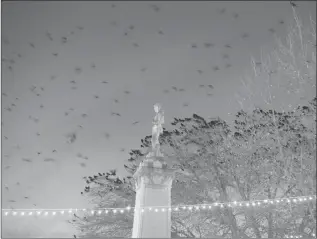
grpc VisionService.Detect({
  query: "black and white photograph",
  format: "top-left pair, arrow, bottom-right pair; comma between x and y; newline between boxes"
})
1,1 -> 316,238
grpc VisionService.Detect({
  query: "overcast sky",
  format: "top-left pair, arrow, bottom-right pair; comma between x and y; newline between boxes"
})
1,1 -> 316,238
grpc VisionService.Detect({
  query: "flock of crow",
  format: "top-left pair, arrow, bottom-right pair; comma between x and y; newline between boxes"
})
2,2 -> 299,211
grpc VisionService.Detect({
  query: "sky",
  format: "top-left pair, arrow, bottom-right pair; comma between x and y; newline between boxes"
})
1,1 -> 316,238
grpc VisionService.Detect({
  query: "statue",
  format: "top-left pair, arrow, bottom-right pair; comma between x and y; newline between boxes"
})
148,103 -> 164,157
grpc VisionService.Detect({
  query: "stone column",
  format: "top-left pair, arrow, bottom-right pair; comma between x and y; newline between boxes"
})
132,156 -> 175,238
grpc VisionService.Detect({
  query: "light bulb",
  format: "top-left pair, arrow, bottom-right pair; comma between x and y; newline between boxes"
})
21,212 -> 24,216
162,208 -> 165,212
120,210 -> 124,213
45,212 -> 48,216
52,212 -> 56,215
141,209 -> 144,212
98,210 -> 102,214
29,212 -> 33,215
61,211 -> 64,214
5,212 -> 8,216
155,209 -> 158,212
105,210 -> 109,214
91,210 -> 94,214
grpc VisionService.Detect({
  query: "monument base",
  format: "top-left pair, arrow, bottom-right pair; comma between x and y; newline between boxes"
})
132,156 -> 175,238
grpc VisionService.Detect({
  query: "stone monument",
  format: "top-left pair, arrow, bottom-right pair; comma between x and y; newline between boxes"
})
132,103 -> 175,238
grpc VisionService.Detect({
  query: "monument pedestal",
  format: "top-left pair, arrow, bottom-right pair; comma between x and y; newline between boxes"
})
132,156 -> 175,238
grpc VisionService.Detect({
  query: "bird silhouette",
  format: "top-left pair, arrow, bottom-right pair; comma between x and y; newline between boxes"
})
132,121 -> 139,125
163,89 -> 169,94
150,4 -> 160,12
141,67 -> 147,72
77,26 -> 84,30
111,4 -> 116,8
120,148 -> 125,152
208,85 -> 214,89
111,112 -> 121,117
62,37 -> 68,43
52,149 -> 57,153
8,200 -> 16,203
113,99 -> 119,103
241,33 -> 249,39
133,43 -> 139,47
279,20 -> 285,24
91,63 -> 96,69
80,163 -> 86,167
223,53 -> 230,59
128,25 -> 135,30
22,158 -> 32,163
219,8 -> 226,14
37,151 -> 41,155
50,75 -> 57,80
44,158 -> 55,162
53,53 -> 58,57
183,103 -> 189,107
233,13 -> 239,19
172,86 -> 178,91
4,165 -> 11,169
290,1 -> 298,7
29,42 -> 35,48
158,30 -> 164,35
199,84 -> 205,88
5,185 -> 9,190
179,88 -> 185,92
102,81 -> 108,84
105,133 -> 110,139
124,90 -> 131,94
224,44 -> 232,49
45,31 -> 53,41
225,63 -> 232,68
197,70 -> 203,75
75,67 -> 82,74
94,95 -> 99,99
24,196 -> 29,199
204,43 -> 214,48
82,113 -> 88,118
212,66 -> 220,71
268,28 -> 276,34
110,21 -> 117,26
191,44 -> 197,48
66,132 -> 77,144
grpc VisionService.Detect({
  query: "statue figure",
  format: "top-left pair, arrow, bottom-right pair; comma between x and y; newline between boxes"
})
150,103 -> 164,157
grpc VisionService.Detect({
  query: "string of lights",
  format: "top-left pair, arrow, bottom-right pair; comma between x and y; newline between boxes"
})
285,234 -> 316,238
2,195 -> 315,217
